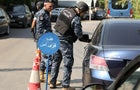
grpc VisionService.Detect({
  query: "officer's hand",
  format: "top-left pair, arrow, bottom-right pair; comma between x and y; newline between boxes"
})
79,34 -> 91,42
31,28 -> 36,39
31,28 -> 34,33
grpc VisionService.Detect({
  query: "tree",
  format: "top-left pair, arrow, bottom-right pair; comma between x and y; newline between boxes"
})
0,0 -> 35,10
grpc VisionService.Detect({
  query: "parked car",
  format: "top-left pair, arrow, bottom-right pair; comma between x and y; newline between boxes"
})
51,8 -> 64,22
94,9 -> 106,20
82,12 -> 95,20
82,55 -> 140,90
82,19 -> 140,88
0,8 -> 10,35
6,4 -> 32,28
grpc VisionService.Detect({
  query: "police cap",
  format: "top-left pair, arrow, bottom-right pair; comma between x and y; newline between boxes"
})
76,1 -> 89,12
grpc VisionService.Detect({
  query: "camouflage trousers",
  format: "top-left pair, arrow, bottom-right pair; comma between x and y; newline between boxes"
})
50,40 -> 74,87
36,32 -> 53,73
40,54 -> 53,73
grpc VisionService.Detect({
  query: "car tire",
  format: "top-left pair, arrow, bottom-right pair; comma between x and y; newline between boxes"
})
28,19 -> 32,27
4,25 -> 10,35
85,16 -> 89,20
23,22 -> 28,28
28,22 -> 31,27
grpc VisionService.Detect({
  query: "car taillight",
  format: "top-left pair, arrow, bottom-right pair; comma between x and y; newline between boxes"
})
107,9 -> 110,15
90,55 -> 113,81
107,9 -> 111,18
89,55 -> 109,71
130,9 -> 133,18
130,9 -> 133,14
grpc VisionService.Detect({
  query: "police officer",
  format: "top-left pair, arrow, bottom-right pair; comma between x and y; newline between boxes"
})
31,1 -> 54,83
31,0 -> 61,85
49,1 -> 89,90
31,1 -> 44,40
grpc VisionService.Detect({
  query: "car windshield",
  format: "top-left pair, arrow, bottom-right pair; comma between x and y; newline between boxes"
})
13,5 -> 25,13
97,10 -> 105,13
104,23 -> 140,45
7,5 -> 25,13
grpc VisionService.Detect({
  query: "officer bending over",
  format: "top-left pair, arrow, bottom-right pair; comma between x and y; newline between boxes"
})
49,1 -> 90,90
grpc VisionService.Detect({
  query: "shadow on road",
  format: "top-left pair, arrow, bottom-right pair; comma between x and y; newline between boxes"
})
0,68 -> 32,72
0,27 -> 33,39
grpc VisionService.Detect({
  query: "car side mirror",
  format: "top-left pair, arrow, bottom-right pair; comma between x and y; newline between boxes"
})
82,84 -> 105,90
0,16 -> 5,19
79,34 -> 91,43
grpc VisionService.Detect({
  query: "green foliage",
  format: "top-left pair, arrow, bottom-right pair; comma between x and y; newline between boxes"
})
131,0 -> 140,19
99,0 -> 105,8
0,0 -> 35,10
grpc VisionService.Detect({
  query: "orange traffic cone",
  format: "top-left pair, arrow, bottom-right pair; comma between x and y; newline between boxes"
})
28,57 -> 41,90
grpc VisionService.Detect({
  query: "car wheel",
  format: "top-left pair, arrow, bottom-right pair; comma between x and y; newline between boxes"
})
23,22 -> 28,28
28,19 -> 32,27
4,25 -> 10,35
85,16 -> 89,20
28,22 -> 31,27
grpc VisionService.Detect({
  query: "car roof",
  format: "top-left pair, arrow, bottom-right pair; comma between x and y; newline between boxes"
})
102,18 -> 140,25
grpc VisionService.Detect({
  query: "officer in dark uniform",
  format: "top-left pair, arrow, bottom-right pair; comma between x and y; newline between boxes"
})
31,0 -> 61,85
31,1 -> 44,40
49,1 -> 90,90
31,0 -> 53,82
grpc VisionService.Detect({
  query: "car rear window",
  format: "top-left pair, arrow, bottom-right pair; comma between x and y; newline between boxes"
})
112,0 -> 128,9
104,23 -> 140,45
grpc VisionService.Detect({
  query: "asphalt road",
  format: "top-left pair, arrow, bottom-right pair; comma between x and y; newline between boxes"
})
0,20 -> 100,90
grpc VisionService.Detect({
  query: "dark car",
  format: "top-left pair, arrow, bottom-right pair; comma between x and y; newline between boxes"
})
82,55 -> 140,90
51,8 -> 64,22
82,19 -> 140,88
0,8 -> 10,35
6,4 -> 32,28
82,11 -> 96,20
94,9 -> 106,20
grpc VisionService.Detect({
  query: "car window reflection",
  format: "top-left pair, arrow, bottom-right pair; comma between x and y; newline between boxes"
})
13,6 -> 25,13
118,67 -> 140,90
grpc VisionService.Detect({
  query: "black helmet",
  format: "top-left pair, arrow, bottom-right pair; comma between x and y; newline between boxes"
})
44,0 -> 55,3
76,1 -> 89,12
36,1 -> 44,9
